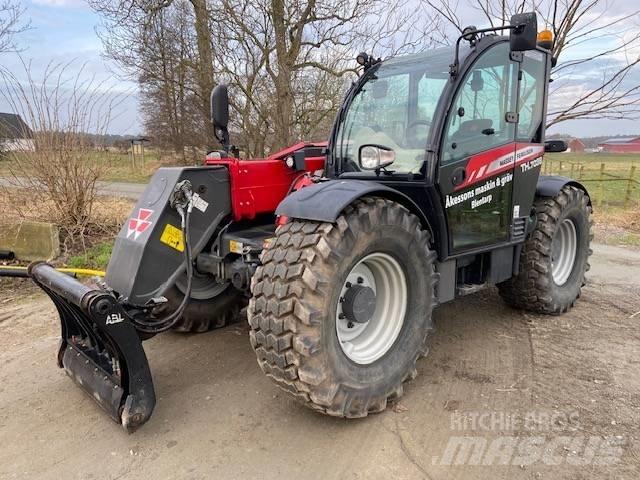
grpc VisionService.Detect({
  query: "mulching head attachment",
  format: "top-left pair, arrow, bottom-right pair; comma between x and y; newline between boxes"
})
28,262 -> 155,432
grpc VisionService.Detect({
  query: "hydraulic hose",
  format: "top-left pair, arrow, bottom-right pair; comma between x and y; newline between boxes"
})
130,181 -> 196,334
0,265 -> 106,278
131,207 -> 194,333
3,180 -> 197,335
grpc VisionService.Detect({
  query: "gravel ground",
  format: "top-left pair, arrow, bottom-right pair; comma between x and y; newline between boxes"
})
0,243 -> 639,479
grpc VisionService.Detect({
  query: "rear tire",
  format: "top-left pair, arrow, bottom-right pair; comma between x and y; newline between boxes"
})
165,285 -> 246,333
498,185 -> 593,314
248,197 -> 437,417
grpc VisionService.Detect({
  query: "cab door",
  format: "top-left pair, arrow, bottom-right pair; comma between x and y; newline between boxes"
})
438,42 -> 520,254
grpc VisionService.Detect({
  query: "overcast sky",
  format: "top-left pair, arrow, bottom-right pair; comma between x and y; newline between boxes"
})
1,0 -> 139,135
1,0 -> 639,138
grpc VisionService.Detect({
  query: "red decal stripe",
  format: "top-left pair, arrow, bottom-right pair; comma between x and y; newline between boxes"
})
454,143 -> 544,191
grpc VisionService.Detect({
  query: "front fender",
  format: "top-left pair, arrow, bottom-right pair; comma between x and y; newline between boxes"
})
536,175 -> 591,205
276,180 -> 431,232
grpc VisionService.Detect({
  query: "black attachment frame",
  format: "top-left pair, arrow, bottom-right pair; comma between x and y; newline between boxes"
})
29,262 -> 155,432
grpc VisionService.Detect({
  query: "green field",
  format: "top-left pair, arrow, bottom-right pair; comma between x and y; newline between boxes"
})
544,152 -> 639,208
2,150 -> 639,207
92,151 -> 165,183
0,149 -> 181,184
543,152 -> 640,247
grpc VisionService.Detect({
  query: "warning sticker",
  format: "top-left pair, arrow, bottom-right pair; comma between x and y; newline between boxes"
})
192,193 -> 209,213
160,223 -> 184,252
229,240 -> 244,254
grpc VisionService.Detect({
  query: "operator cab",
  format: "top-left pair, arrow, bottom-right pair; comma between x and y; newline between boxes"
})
327,12 -> 554,261
330,13 -> 545,178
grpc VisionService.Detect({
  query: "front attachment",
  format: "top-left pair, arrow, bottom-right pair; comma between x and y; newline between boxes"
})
29,262 -> 155,432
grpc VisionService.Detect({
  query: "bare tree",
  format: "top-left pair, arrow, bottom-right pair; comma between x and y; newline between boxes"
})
424,0 -> 640,128
0,0 -> 28,53
90,0 -> 445,157
211,0 -> 445,154
0,60 -> 126,247
89,0 -> 216,150
136,2 -> 207,159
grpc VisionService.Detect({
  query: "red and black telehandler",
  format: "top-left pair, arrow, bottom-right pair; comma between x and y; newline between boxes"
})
14,13 -> 593,431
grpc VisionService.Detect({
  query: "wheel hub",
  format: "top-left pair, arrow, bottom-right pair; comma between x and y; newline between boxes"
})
341,284 -> 376,324
335,252 -> 407,365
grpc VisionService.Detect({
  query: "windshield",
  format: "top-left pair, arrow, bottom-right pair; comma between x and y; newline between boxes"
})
334,47 -> 454,174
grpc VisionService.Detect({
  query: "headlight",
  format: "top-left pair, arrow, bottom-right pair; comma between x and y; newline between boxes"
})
359,145 -> 395,170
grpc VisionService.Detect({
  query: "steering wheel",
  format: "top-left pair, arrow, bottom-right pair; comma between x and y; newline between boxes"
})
406,120 -> 432,147
407,119 -> 431,130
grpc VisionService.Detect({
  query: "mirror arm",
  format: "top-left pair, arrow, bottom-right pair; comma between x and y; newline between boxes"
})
450,25 -> 517,78
214,126 -> 230,152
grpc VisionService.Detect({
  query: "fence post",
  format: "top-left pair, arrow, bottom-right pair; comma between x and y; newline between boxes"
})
625,165 -> 636,208
559,160 -> 564,174
599,163 -> 605,207
579,165 -> 585,180
570,163 -> 575,178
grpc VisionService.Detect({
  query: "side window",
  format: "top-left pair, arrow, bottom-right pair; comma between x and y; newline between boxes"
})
413,76 -> 447,147
517,50 -> 546,142
417,76 -> 447,122
442,43 -> 518,165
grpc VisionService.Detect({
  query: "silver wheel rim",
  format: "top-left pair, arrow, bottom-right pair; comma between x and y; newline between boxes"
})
551,218 -> 578,286
335,253 -> 407,365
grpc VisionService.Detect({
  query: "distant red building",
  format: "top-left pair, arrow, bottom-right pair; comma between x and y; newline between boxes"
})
597,137 -> 640,153
568,138 -> 585,153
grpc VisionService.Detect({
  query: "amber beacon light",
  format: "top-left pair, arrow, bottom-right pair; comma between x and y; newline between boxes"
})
537,29 -> 553,49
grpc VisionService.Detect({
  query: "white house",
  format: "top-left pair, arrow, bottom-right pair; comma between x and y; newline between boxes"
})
0,113 -> 35,152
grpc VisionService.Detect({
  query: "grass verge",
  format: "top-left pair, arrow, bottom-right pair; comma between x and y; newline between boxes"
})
67,241 -> 114,270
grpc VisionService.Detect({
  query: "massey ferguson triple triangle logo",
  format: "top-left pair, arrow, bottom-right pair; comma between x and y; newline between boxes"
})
127,208 -> 154,240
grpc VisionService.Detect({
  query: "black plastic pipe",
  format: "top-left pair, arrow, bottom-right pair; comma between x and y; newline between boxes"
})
0,250 -> 15,260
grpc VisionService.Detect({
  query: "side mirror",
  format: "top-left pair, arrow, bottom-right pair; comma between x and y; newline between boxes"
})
210,84 -> 230,147
210,84 -> 229,128
359,144 -> 395,170
544,140 -> 568,153
510,12 -> 538,52
371,80 -> 389,99
471,70 -> 483,92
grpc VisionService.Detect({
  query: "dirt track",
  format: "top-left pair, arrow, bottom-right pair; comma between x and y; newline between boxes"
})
0,177 -> 146,200
1,243 -> 639,479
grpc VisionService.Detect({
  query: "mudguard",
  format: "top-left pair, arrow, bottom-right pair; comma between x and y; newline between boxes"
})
536,175 -> 591,204
276,179 -> 430,227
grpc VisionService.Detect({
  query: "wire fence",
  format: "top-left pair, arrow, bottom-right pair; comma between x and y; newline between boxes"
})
543,158 -> 639,209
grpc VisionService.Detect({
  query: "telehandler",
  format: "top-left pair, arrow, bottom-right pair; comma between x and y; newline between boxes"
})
14,13 -> 592,430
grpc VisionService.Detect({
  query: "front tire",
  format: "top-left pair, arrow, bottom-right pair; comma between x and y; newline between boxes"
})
498,185 -> 593,314
248,197 -> 437,417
